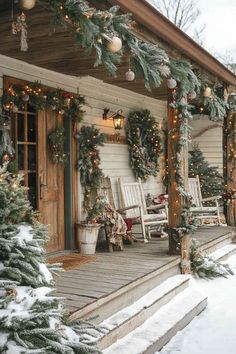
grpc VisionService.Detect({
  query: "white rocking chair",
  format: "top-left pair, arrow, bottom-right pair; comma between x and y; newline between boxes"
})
188,175 -> 222,225
118,178 -> 168,242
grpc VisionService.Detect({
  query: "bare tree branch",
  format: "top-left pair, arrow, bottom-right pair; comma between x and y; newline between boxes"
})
148,0 -> 205,44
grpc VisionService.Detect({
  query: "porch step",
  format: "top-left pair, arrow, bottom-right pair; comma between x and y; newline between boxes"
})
102,279 -> 207,354
98,275 -> 190,350
209,243 -> 236,262
69,258 -> 181,324
199,229 -> 235,255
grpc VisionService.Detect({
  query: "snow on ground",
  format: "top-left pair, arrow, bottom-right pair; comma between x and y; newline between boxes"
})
157,255 -> 236,354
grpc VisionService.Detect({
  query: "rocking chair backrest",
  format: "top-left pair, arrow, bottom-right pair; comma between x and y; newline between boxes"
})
188,175 -> 203,207
98,177 -> 116,209
118,178 -> 147,218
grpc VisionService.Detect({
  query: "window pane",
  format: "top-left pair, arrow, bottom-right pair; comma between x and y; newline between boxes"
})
17,144 -> 24,170
17,114 -> 24,141
28,145 -> 36,171
28,115 -> 36,142
28,173 -> 37,209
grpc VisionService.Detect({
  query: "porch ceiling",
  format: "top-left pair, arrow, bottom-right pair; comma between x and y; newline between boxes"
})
0,1 -> 168,99
0,0 -> 235,99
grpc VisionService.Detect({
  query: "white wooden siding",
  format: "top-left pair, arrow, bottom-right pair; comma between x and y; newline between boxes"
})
190,115 -> 223,174
0,55 -> 167,220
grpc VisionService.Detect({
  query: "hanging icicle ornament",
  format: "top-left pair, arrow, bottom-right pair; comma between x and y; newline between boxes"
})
107,36 -> 122,53
203,87 -> 212,97
12,12 -> 28,52
167,78 -> 177,89
0,112 -> 15,161
188,91 -> 197,100
20,0 -> 36,10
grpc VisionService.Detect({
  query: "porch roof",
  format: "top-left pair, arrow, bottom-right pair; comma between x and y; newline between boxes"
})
0,0 -> 235,99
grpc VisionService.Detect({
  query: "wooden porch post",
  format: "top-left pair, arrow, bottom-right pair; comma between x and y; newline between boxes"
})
167,95 -> 191,273
225,111 -> 236,226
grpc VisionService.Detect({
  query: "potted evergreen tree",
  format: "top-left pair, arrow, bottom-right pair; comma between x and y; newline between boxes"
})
76,125 -> 106,255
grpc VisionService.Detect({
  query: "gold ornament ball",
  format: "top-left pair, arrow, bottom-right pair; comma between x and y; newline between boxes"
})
203,87 -> 212,97
20,0 -> 36,10
107,36 -> 122,53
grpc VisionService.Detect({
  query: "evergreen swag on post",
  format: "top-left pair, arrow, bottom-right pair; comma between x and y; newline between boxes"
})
126,110 -> 162,181
189,144 -> 224,202
76,126 -> 105,212
0,163 -> 103,354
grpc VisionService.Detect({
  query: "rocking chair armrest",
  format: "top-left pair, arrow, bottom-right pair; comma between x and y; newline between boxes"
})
116,204 -> 140,214
146,203 -> 168,211
202,196 -> 221,202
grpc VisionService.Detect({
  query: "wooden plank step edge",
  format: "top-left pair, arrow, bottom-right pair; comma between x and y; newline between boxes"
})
199,231 -> 235,253
209,244 -> 236,262
68,257 -> 180,323
103,286 -> 208,354
98,276 -> 190,350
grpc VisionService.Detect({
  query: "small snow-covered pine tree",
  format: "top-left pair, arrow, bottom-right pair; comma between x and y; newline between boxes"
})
189,144 -> 224,201
0,164 -> 102,354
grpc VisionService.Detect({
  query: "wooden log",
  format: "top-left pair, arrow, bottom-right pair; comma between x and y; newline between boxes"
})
167,94 -> 191,273
226,111 -> 236,226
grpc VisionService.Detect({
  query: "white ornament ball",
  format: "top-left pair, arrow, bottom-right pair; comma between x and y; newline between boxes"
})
203,87 -> 212,97
125,69 -> 135,82
22,93 -> 30,102
12,105 -> 19,113
20,0 -> 36,10
167,78 -> 177,89
107,36 -> 122,53
188,91 -> 197,100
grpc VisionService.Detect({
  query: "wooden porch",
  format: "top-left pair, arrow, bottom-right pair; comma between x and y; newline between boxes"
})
54,226 -> 235,323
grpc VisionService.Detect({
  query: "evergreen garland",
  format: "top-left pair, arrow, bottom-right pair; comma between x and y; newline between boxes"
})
76,125 -> 105,211
2,82 -> 85,123
126,109 -> 162,180
190,239 -> 233,279
48,0 -> 169,90
169,59 -> 200,99
48,127 -> 68,164
203,95 -> 227,121
189,144 -> 224,202
0,163 -> 103,353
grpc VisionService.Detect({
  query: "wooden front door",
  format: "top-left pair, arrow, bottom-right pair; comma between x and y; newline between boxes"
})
37,110 -> 65,252
12,99 -> 65,253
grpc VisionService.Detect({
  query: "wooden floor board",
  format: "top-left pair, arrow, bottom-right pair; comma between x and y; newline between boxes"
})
54,227 -> 234,314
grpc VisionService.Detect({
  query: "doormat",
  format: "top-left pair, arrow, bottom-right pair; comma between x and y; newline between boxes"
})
47,253 -> 97,271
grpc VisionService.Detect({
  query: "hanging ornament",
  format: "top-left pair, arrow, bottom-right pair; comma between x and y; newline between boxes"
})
0,124 -> 15,159
20,0 -> 36,10
107,36 -> 122,53
125,69 -> 135,82
12,12 -> 28,52
158,64 -> 170,78
188,91 -> 197,100
167,78 -> 177,89
203,87 -> 212,97
22,93 -> 30,102
12,104 -> 19,113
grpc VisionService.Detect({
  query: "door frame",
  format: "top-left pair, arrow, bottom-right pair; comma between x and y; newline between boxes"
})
3,75 -> 76,251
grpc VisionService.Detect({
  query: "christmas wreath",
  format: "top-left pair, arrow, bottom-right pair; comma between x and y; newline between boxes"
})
126,109 -> 162,180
